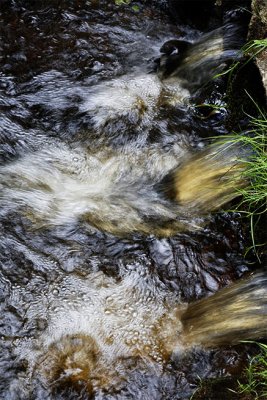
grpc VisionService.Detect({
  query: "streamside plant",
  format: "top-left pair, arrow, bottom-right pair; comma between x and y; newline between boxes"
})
114,0 -> 139,11
214,38 -> 267,80
237,343 -> 267,399
212,38 -> 267,400
216,106 -> 266,261
243,39 -> 267,59
211,36 -> 267,258
225,107 -> 266,206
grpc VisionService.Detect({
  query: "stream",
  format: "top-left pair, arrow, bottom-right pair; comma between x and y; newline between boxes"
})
0,1 -> 263,399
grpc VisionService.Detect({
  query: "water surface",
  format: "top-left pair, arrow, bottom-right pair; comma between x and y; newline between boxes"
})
0,1 -> 254,399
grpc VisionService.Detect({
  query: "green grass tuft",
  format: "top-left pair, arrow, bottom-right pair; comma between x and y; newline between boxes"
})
214,38 -> 267,80
237,343 -> 267,399
213,101 -> 266,261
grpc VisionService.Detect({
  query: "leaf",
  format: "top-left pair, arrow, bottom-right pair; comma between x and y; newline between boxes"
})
132,5 -> 139,12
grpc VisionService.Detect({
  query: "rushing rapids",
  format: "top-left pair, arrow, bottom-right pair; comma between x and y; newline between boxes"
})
0,18 -> 246,236
0,139 -> 247,236
0,1 -> 265,399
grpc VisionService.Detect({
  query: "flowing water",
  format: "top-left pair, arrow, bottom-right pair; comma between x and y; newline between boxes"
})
0,1 -> 265,399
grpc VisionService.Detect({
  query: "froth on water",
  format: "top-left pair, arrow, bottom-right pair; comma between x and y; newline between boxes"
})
0,22 -> 248,237
12,267 -> 267,397
0,139 -> 247,236
0,17 -> 260,399
13,262 -> 184,396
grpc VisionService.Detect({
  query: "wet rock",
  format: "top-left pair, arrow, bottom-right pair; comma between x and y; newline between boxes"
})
248,0 -> 267,98
0,1 -> 261,398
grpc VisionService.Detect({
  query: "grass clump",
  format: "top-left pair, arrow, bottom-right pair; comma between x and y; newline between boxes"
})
243,39 -> 267,58
237,343 -> 267,399
229,111 -> 266,211
215,104 -> 266,260
214,38 -> 267,80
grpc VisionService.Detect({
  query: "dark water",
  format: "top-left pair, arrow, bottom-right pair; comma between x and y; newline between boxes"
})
0,1 -> 261,399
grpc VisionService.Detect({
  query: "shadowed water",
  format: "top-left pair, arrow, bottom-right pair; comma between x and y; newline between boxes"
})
0,1 -> 263,399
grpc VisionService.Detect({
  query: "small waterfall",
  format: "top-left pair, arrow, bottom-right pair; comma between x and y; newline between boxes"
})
0,1 -> 263,398
160,142 -> 247,214
181,272 -> 267,347
157,24 -> 243,89
16,271 -> 267,395
0,24 -> 249,236
0,141 -> 247,236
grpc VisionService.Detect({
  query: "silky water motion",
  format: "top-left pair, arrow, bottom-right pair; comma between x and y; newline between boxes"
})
2,24 -> 267,398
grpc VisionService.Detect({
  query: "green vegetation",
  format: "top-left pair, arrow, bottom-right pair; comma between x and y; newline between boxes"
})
243,39 -> 267,58
211,37 -> 267,261
237,343 -> 267,399
190,344 -> 267,400
220,107 -> 266,209
115,0 -> 131,5
214,38 -> 267,80
114,0 -> 139,11
131,4 -> 140,12
215,107 -> 266,261
216,40 -> 267,399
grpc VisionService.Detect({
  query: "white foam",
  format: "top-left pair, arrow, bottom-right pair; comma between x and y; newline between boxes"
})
81,73 -> 190,129
0,141 -> 187,233
13,265 -> 184,387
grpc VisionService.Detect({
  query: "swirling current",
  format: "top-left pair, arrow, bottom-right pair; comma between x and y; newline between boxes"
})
0,1 -> 263,399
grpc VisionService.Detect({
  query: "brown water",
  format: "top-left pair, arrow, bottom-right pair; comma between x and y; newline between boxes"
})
182,272 -> 267,348
0,1 -> 264,399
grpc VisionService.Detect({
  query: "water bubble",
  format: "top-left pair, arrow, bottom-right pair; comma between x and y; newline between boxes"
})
105,296 -> 113,303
